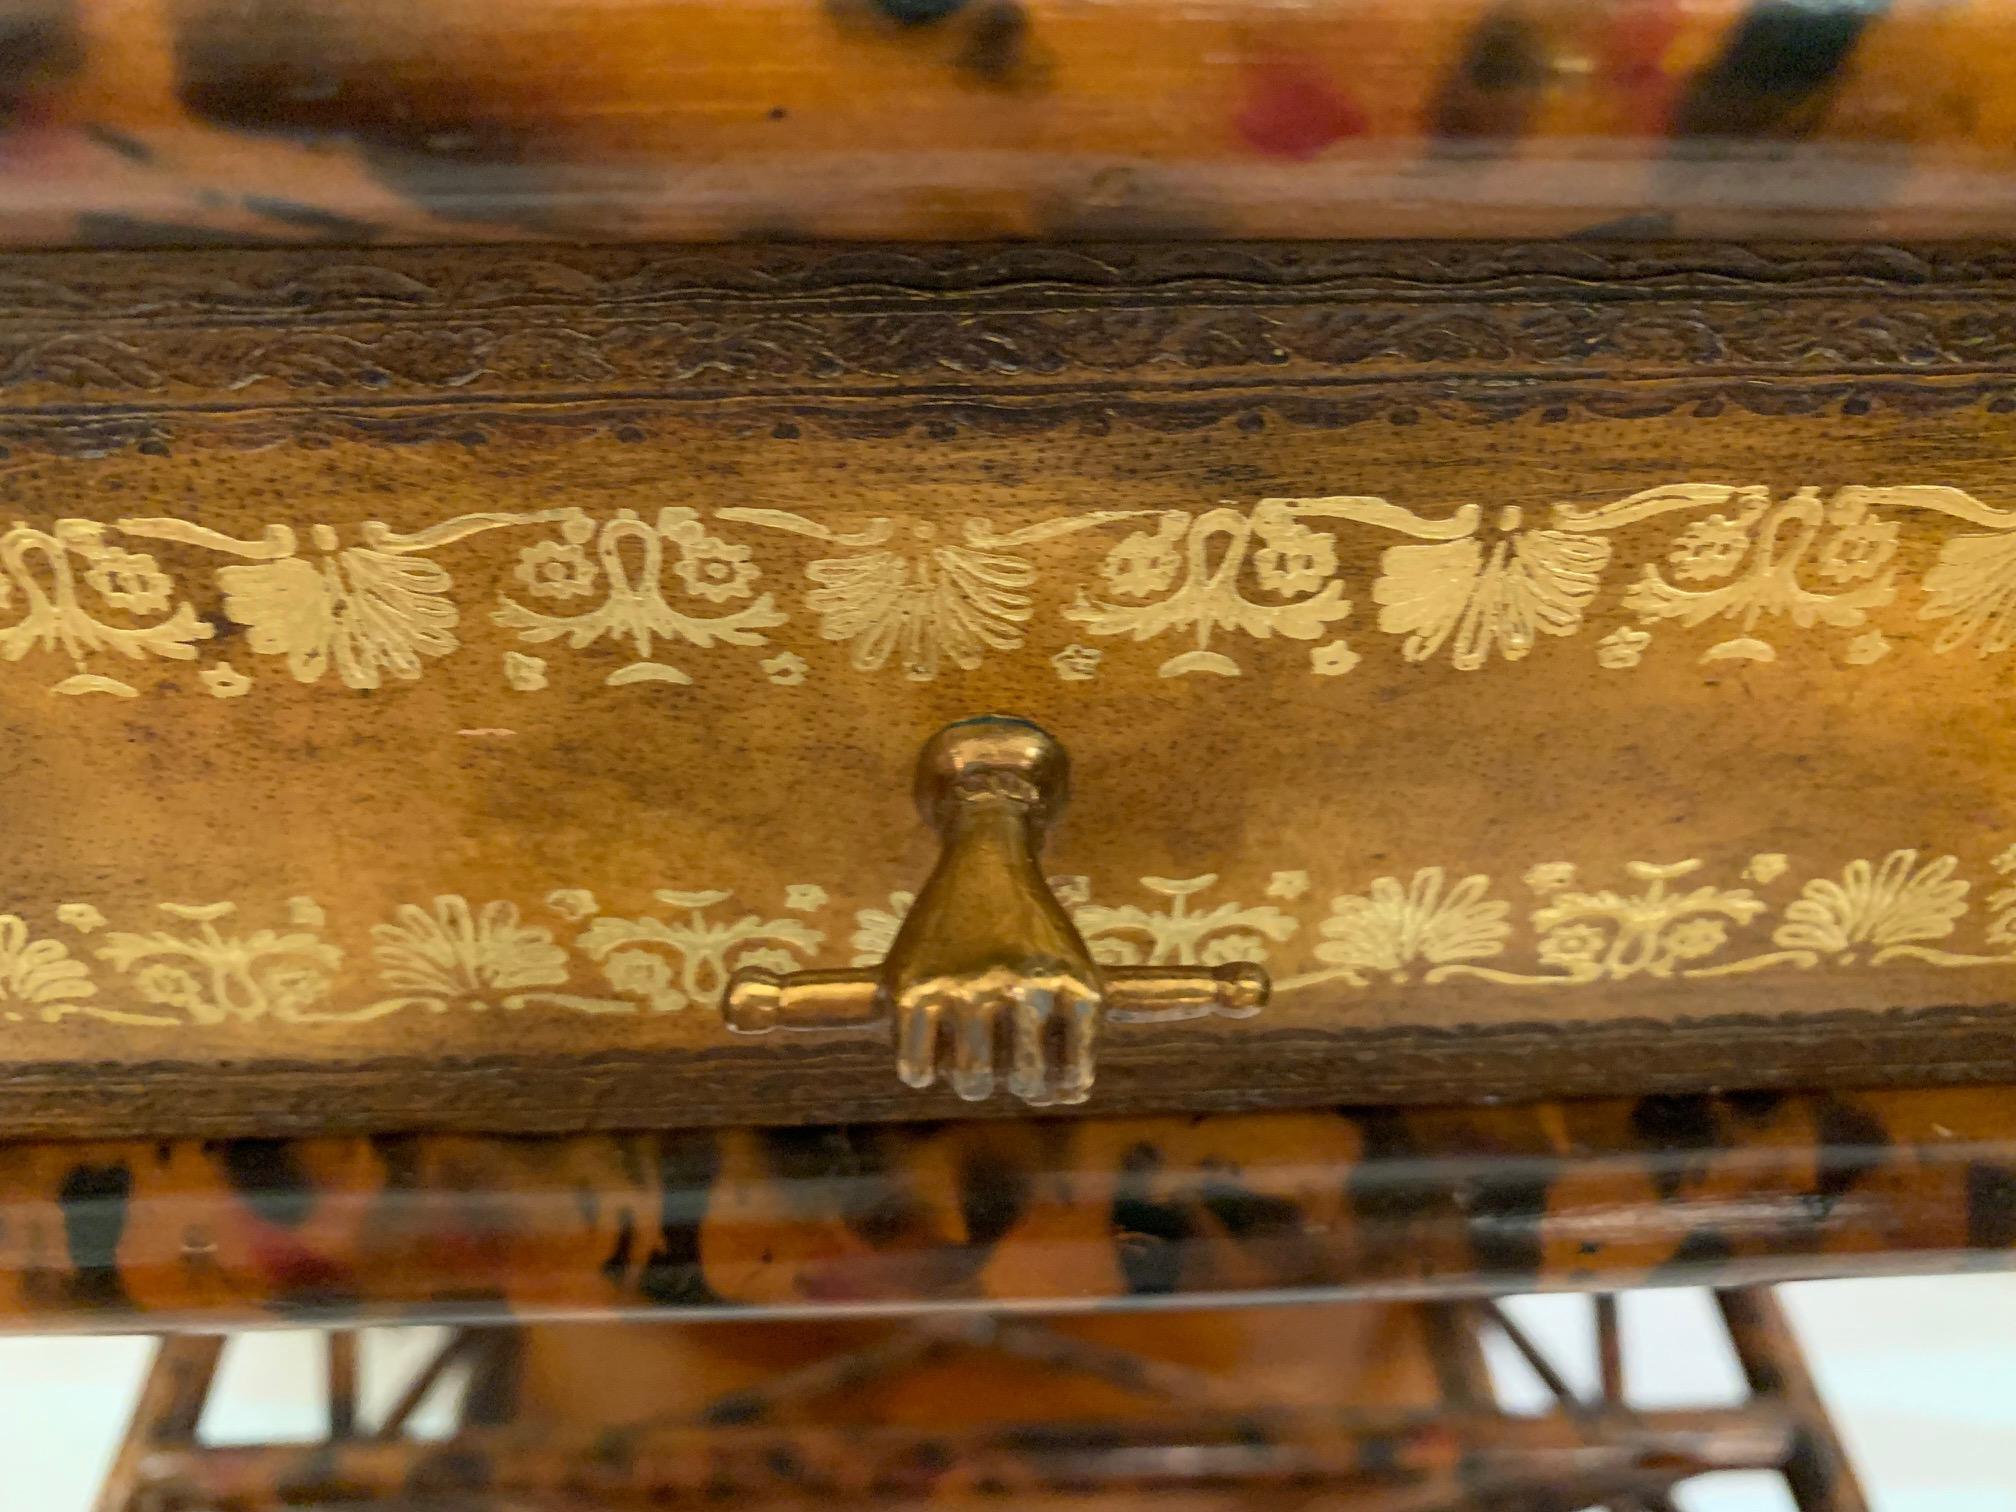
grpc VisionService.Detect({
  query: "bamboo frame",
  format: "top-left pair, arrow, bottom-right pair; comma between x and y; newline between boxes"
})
95,1289 -> 1871,1512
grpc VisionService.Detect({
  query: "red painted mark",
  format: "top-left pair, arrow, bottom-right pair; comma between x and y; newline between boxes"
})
1600,0 -> 1685,134
1235,57 -> 1366,161
0,100 -> 71,171
247,1232 -> 349,1294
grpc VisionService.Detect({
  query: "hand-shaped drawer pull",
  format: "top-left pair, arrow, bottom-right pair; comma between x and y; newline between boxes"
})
723,716 -> 1267,1107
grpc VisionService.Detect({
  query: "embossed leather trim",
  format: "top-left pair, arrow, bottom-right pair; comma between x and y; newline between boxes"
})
2,1003 -> 2013,1139
0,242 -> 2012,454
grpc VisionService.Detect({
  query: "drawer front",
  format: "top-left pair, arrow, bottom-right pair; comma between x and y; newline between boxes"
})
2,242 -> 2015,1135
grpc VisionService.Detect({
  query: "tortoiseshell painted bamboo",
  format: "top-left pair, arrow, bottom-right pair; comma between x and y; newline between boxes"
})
4,1086 -> 2011,1330
5,0 -> 2016,245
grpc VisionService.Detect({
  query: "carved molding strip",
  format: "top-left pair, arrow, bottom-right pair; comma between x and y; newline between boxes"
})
7,243 -> 2016,320
0,376 -> 2004,457
0,244 -> 2013,413
4,300 -> 2015,404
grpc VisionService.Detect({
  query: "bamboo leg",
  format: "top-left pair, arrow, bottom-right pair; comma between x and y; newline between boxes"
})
1717,1288 -> 1872,1512
1481,1298 -> 1695,1512
1422,1301 -> 1496,1408
92,1335 -> 226,1512
1595,1294 -> 1626,1404
325,1331 -> 358,1440
458,1327 -> 525,1429
373,1329 -> 475,1441
1481,1299 -> 1592,1415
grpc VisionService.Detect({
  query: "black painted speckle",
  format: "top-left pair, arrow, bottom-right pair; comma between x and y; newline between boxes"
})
407,1447 -> 490,1495
824,1129 -> 949,1252
956,1145 -> 1030,1248
74,213 -> 271,249
1467,13 -> 1549,91
1725,1088 -> 1791,1123
589,1427 -> 637,1474
1357,1428 -> 1401,1478
1965,1163 -> 2016,1249
1673,0 -> 1888,139
1348,1110 -> 1440,1230
1570,211 -> 1680,239
1633,1092 -> 1722,1147
909,1440 -> 955,1477
1631,1093 -> 1723,1200
600,1210 -> 636,1288
169,0 -> 550,225
83,123 -> 153,164
636,1131 -> 724,1308
58,1163 -> 134,1310
1651,1226 -> 1738,1280
1430,5 -> 1550,143
868,0 -> 969,23
242,194 -> 376,239
759,1125 -> 860,1183
1197,1165 -> 1302,1242
209,1138 -> 316,1227
1810,1095 -> 1890,1202
997,1423 -> 1134,1459
846,1189 -> 931,1249
1110,1144 -> 1194,1294
0,0 -> 82,130
1466,1164 -> 1556,1280
957,1 -> 1035,87
700,1392 -> 767,1427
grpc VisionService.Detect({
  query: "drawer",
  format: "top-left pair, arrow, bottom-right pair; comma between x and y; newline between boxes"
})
2,241 -> 2014,1136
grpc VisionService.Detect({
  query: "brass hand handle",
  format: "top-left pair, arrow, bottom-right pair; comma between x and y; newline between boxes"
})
723,716 -> 1267,1107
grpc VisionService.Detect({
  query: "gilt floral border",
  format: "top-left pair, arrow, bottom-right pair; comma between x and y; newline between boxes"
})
6,845 -> 2014,1030
7,482 -> 2016,699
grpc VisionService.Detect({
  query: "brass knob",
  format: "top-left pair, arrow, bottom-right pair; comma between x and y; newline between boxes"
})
723,716 -> 1267,1107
